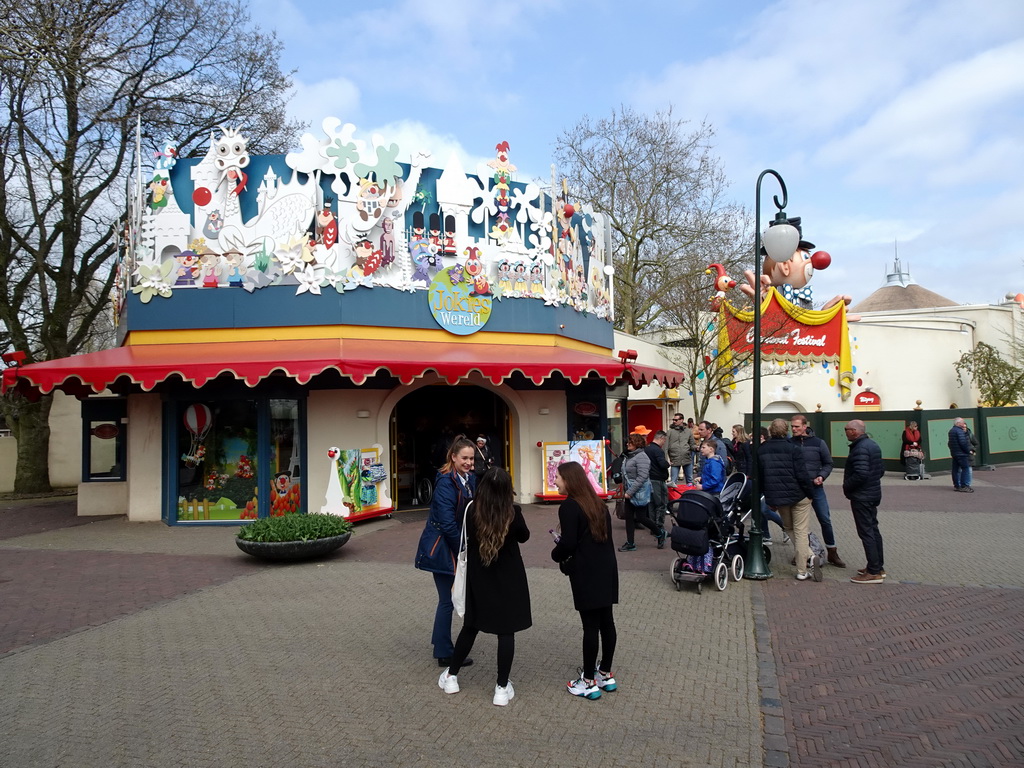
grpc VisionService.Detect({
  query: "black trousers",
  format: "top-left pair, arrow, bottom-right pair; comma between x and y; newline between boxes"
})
625,500 -> 659,543
579,605 -> 617,680
850,498 -> 884,574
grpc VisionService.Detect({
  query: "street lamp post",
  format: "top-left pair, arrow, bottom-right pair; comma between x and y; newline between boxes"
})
744,169 -> 800,580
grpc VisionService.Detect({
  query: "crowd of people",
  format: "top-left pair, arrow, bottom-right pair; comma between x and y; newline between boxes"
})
620,414 -> 887,586
414,415 -> 891,705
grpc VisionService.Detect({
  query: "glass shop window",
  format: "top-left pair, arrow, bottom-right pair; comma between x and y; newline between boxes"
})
81,398 -> 127,482
268,398 -> 302,516
177,400 -> 258,521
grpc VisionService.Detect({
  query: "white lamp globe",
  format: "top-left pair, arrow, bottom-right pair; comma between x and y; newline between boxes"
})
762,222 -> 800,262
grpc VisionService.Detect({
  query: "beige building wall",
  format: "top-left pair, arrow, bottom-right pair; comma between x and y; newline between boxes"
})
124,394 -> 163,522
307,375 -> 570,509
679,302 -> 1022,428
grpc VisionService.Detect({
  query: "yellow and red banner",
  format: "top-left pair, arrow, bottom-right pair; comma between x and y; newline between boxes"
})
717,288 -> 853,400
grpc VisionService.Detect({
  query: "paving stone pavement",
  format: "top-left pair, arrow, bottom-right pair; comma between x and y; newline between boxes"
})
0,503 -> 760,768
1,464 -> 1021,767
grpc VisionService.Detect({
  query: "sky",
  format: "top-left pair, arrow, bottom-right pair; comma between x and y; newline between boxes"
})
250,0 -> 1024,308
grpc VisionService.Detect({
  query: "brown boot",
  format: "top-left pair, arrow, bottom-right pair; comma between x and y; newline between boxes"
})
827,547 -> 847,568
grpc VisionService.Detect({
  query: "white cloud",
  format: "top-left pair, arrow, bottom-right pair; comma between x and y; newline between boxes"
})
288,77 -> 362,131
818,39 -> 1024,188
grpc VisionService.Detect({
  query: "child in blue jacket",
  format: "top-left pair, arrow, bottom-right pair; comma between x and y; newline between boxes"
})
696,439 -> 726,495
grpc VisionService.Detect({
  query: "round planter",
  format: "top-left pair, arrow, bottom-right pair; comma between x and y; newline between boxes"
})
235,531 -> 352,562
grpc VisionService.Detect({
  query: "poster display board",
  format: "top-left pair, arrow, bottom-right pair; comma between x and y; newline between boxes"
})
539,440 -> 609,498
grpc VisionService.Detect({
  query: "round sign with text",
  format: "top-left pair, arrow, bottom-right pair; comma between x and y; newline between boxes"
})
428,267 -> 492,335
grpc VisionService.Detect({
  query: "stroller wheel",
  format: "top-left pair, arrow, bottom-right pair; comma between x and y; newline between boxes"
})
762,545 -> 772,565
696,580 -> 702,595
714,561 -> 729,591
731,553 -> 745,581
669,557 -> 682,588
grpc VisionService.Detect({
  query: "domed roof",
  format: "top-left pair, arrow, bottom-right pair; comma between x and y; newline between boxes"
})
849,258 -> 958,313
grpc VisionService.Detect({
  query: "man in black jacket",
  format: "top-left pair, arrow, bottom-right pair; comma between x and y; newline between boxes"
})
843,420 -> 886,583
645,430 -> 670,549
757,418 -> 820,581
790,414 -> 846,568
947,417 -> 975,492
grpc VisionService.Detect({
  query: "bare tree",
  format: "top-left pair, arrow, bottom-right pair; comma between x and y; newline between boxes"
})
0,0 -> 303,492
955,341 -> 1024,407
554,106 -> 747,335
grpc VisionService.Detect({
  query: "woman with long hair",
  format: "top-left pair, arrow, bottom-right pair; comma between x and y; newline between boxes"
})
415,434 -> 477,668
729,424 -> 752,476
552,461 -> 619,700
617,432 -> 660,551
437,467 -> 531,706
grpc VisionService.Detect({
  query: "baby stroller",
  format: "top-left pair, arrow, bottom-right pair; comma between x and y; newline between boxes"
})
720,472 -> 773,565
667,480 -> 747,593
904,448 -> 923,480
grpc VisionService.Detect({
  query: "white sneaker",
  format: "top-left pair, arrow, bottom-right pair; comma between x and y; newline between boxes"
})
493,681 -> 514,706
567,670 -> 602,700
595,669 -> 617,692
795,572 -> 810,581
438,668 -> 459,694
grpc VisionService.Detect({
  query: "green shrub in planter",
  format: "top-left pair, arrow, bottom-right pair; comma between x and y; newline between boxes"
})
237,513 -> 353,543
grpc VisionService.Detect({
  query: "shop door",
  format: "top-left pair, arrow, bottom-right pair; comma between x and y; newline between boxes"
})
393,385 -> 509,508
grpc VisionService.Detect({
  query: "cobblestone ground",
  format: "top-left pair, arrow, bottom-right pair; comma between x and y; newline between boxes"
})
758,464 -> 1024,768
0,503 -> 761,768
1,464 -> 1021,767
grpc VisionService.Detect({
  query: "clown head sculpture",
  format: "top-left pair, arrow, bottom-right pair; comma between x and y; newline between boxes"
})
761,217 -> 831,308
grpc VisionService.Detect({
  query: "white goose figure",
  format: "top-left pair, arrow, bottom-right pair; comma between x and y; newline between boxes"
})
320,447 -> 349,517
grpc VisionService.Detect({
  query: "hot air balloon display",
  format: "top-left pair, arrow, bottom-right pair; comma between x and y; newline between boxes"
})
182,403 -> 213,466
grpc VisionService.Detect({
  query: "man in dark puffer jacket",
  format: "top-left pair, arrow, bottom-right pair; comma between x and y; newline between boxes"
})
843,420 -> 886,584
757,418 -> 819,581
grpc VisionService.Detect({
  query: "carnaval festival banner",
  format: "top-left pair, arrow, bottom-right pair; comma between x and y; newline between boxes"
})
717,287 -> 854,400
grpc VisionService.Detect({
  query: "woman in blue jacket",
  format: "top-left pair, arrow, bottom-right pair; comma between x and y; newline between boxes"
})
414,434 -> 476,667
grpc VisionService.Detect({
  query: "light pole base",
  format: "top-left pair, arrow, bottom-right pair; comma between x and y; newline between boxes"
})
744,529 -> 773,580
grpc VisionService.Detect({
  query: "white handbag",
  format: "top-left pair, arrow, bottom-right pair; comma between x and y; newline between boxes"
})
452,500 -> 472,617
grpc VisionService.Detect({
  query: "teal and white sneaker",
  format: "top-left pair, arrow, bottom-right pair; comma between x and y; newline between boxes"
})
595,669 -> 617,692
567,670 -> 601,700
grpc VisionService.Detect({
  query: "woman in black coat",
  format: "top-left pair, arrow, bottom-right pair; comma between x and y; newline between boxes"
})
551,461 -> 619,700
438,467 -> 531,707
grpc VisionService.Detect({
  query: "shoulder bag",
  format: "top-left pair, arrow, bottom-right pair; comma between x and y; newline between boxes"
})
631,479 -> 652,507
451,500 -> 472,617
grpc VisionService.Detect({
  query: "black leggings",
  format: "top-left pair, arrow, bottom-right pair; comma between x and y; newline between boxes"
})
450,625 -> 515,687
579,605 -> 617,680
625,500 -> 660,543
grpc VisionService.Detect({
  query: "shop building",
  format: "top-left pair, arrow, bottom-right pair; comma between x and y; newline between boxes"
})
1,124 -> 682,522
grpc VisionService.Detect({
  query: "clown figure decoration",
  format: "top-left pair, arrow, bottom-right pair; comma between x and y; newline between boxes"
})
740,216 -> 851,311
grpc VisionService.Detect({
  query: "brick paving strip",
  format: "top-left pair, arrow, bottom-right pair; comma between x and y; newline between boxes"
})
0,548 -> 267,656
761,579 -> 1024,767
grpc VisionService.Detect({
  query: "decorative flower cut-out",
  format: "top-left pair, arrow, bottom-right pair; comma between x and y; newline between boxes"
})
131,259 -> 176,302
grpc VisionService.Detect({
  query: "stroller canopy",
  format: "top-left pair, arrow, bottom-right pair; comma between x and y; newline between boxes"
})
669,489 -> 724,530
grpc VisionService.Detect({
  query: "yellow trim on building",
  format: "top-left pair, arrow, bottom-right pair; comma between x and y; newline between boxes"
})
124,326 -> 611,355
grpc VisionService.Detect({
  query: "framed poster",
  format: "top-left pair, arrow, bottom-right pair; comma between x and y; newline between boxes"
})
541,440 -> 608,495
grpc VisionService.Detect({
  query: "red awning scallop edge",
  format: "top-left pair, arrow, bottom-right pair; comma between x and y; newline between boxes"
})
2,339 -> 684,398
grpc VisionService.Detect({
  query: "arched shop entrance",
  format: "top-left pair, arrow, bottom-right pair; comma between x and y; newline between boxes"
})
392,384 -> 510,508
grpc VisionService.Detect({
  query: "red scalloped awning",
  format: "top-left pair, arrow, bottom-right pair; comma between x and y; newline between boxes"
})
2,339 -> 684,398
